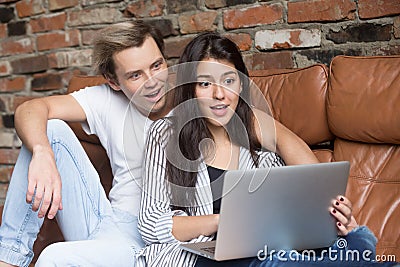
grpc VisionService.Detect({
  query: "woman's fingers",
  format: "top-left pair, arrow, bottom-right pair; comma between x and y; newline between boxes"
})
331,195 -> 358,235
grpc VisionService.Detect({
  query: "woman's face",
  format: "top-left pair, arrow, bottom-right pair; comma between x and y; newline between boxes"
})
195,58 -> 241,127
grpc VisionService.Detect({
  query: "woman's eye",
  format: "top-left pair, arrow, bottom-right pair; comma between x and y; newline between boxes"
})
198,81 -> 212,87
224,78 -> 235,85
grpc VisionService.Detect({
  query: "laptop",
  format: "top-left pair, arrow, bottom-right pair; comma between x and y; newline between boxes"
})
180,161 -> 350,261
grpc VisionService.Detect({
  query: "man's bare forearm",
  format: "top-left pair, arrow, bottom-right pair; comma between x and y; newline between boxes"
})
15,98 -> 52,153
15,95 -> 86,153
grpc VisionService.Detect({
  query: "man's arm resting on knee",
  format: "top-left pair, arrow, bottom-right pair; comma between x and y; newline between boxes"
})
14,95 -> 87,219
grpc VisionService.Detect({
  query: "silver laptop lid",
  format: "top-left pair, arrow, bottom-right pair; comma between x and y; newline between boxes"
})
214,161 -> 350,261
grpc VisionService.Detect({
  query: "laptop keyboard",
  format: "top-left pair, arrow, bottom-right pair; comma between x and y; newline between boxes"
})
201,247 -> 215,254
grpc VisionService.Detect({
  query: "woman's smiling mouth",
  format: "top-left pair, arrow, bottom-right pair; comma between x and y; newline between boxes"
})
210,104 -> 229,116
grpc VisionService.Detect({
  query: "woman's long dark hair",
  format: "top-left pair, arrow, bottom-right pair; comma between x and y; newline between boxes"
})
166,32 -> 261,214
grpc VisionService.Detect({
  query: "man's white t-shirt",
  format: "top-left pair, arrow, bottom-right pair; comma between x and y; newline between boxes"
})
71,84 -> 153,216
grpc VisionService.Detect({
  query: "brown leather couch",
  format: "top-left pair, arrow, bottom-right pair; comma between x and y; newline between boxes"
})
251,55 -> 400,260
2,55 -> 399,263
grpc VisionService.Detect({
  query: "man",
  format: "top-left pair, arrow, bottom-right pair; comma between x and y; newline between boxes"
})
0,20 -> 170,267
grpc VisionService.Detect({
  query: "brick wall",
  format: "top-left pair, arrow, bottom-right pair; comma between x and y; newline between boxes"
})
0,0 -> 400,203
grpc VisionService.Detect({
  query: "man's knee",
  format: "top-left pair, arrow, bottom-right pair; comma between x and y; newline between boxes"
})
46,119 -> 82,150
47,119 -> 73,138
36,242 -> 86,267
35,243 -> 66,267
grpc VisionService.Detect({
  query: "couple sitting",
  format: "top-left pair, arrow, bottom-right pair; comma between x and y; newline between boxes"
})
0,21 -> 396,267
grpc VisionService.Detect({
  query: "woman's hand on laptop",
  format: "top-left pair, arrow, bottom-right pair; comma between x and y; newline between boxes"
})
172,214 -> 220,241
330,195 -> 359,236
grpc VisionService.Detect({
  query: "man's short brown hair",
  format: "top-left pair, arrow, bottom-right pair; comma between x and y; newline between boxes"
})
93,20 -> 164,84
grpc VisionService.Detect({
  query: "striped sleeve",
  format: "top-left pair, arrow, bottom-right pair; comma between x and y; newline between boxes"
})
138,119 -> 187,245
258,151 -> 285,168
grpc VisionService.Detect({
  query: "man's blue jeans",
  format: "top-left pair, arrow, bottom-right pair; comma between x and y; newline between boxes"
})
0,119 -> 144,267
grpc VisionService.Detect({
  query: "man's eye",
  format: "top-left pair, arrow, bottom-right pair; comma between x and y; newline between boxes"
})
130,73 -> 140,79
153,60 -> 164,70
153,62 -> 161,70
198,81 -> 212,87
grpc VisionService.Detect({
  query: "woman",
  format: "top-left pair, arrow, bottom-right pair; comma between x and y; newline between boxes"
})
137,33 -> 389,267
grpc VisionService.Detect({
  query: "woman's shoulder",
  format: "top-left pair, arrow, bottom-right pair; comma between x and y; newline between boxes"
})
150,117 -> 173,132
256,149 -> 286,168
148,117 -> 174,141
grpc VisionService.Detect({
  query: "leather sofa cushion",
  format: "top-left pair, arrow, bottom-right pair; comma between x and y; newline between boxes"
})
328,55 -> 400,144
68,75 -> 107,93
249,65 -> 333,146
333,138 -> 400,257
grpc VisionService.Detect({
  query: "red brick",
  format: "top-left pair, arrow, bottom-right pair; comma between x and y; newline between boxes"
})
245,51 -> 293,71
395,17 -> 400,39
164,37 -> 194,58
0,166 -> 13,183
288,0 -> 356,23
125,0 -> 164,18
371,44 -> 400,56
32,73 -> 63,91
179,11 -> 218,34
0,95 -> 11,112
0,65 -> 7,76
30,13 -> 67,33
12,96 -> 36,111
255,29 -> 321,50
47,49 -> 92,68
205,0 -> 226,9
0,24 -> 6,39
223,4 -> 283,30
68,8 -> 123,26
37,30 -> 80,51
0,62 -> 11,77
0,77 -> 26,92
49,0 -> 79,11
359,0 -> 400,19
16,0 -> 45,18
0,183 -> 9,202
81,29 -> 99,45
224,33 -> 252,51
0,149 -> 19,164
0,37 -> 34,56
11,55 -> 49,74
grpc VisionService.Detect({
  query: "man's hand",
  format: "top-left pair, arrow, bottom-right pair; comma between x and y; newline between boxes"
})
27,145 -> 62,219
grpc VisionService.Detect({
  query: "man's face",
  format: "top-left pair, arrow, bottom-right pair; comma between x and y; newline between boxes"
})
109,36 -> 168,118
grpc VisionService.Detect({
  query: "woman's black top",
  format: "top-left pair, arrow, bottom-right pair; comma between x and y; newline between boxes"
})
206,165 -> 226,214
